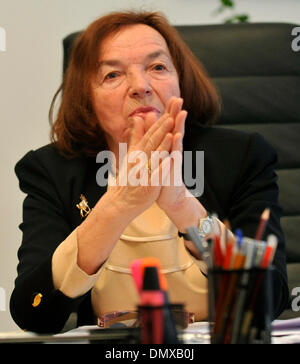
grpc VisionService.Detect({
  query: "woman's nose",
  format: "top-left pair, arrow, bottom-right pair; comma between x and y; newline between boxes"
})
128,72 -> 152,98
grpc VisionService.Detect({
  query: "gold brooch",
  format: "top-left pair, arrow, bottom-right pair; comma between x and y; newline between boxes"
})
32,293 -> 43,308
76,194 -> 92,218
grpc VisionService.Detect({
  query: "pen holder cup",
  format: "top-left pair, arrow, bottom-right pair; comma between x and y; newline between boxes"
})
208,266 -> 274,344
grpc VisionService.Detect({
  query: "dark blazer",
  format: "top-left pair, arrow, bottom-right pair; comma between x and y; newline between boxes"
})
10,124 -> 289,333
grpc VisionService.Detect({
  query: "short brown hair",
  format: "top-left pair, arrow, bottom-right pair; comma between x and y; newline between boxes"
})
49,11 -> 220,157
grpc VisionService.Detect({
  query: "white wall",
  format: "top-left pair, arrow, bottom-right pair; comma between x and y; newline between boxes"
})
0,0 -> 299,332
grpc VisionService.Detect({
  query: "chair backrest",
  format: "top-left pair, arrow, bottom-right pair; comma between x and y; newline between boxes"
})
176,23 -> 300,264
62,23 -> 300,264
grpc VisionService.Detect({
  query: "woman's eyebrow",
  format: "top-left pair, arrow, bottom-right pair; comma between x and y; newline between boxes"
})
98,59 -> 122,68
98,49 -> 171,68
146,49 -> 170,61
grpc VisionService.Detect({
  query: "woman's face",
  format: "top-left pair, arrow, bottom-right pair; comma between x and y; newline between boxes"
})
91,24 -> 181,152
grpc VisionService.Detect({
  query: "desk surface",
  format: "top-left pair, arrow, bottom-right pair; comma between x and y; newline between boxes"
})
1,318 -> 300,344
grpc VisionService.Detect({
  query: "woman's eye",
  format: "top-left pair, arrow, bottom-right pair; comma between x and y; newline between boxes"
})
152,64 -> 167,71
104,72 -> 119,80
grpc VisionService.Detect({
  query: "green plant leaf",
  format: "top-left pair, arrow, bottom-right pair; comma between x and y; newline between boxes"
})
225,17 -> 234,24
221,0 -> 234,7
225,14 -> 249,23
236,14 -> 249,23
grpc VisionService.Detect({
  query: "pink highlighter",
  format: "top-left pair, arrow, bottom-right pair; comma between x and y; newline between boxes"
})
130,259 -> 144,294
130,258 -> 179,344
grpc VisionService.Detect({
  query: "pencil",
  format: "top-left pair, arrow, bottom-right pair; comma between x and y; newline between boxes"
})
255,208 -> 270,240
223,218 -> 231,231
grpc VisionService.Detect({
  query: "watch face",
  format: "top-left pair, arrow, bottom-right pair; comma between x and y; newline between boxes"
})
202,220 -> 212,235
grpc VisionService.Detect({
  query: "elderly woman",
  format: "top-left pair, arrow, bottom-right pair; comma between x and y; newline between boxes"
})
10,11 -> 288,334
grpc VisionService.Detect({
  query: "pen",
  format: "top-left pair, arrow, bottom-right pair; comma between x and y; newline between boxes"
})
139,266 -> 164,344
213,235 -> 223,267
219,236 -> 248,343
222,235 -> 235,270
260,244 -> 273,268
235,229 -> 243,249
239,235 -> 278,343
142,258 -> 179,343
253,240 -> 267,267
223,241 -> 247,343
131,257 -> 179,344
212,232 -> 237,342
230,238 -> 256,344
263,234 -> 278,267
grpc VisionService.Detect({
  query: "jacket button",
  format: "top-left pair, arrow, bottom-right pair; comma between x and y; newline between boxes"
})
32,293 -> 43,307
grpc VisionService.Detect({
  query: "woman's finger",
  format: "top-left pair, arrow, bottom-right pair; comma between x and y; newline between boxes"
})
156,132 -> 173,154
165,96 -> 183,119
173,110 -> 187,137
128,116 -> 145,147
166,96 -> 177,115
172,132 -> 183,153
144,111 -> 158,133
144,115 -> 173,153
150,151 -> 172,187
170,98 -> 183,120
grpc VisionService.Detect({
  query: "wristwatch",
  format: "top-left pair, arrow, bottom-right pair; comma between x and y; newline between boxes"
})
178,215 -> 214,241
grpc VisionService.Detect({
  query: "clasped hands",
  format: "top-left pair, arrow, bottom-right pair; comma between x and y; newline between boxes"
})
110,96 -> 190,217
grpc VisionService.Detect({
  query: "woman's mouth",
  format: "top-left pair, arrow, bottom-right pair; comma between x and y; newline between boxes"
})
129,106 -> 160,118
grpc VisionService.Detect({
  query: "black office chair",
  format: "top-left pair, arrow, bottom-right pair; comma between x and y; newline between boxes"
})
176,23 -> 300,319
62,23 -> 300,318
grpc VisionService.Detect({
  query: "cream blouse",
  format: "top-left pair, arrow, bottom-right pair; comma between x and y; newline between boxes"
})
52,203 -> 225,322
